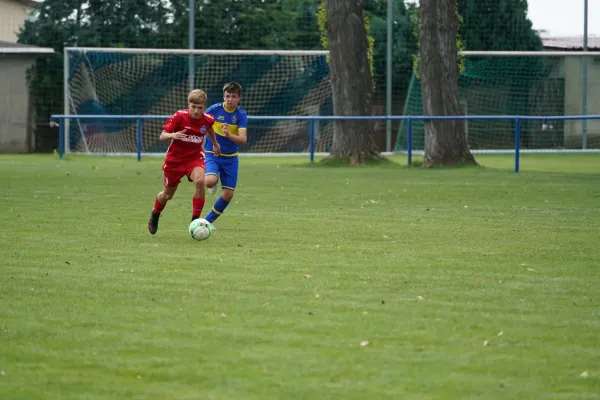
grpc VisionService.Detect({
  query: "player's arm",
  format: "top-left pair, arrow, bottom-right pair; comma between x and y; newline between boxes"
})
160,112 -> 187,141
160,130 -> 187,141
206,126 -> 220,156
223,127 -> 247,145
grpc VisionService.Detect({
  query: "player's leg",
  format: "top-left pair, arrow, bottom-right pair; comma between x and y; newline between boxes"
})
148,164 -> 182,235
205,157 -> 238,224
207,182 -> 218,196
188,160 -> 207,221
204,153 -> 219,196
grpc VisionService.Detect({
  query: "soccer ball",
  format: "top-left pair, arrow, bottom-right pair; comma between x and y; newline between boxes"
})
189,218 -> 212,241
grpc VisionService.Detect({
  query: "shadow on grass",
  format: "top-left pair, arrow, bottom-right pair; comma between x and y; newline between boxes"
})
291,156 -> 402,168
294,156 -> 487,170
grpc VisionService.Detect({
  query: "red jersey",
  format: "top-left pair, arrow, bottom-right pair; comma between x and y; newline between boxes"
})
162,110 -> 215,164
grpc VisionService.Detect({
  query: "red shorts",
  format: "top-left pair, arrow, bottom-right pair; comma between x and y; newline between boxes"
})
162,158 -> 206,187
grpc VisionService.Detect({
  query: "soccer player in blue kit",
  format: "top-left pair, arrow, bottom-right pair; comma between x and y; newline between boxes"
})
203,82 -> 247,227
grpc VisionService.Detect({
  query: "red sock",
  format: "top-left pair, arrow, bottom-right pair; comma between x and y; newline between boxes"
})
192,197 -> 205,218
153,197 -> 166,214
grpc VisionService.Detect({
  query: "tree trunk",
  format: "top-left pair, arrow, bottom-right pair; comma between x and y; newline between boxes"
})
325,0 -> 380,164
419,0 -> 477,167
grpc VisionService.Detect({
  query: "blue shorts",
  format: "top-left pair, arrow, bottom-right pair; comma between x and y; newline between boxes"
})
205,154 -> 239,191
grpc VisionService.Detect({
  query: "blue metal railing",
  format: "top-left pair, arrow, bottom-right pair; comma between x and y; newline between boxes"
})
51,114 -> 600,172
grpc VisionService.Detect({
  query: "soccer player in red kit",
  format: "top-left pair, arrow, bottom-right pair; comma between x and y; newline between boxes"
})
148,89 -> 221,235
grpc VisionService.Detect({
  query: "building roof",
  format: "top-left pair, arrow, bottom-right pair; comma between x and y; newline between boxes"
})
542,35 -> 600,50
0,41 -> 54,55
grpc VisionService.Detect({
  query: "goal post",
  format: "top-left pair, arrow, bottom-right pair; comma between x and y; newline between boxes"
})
63,47 -> 333,155
397,51 -> 600,152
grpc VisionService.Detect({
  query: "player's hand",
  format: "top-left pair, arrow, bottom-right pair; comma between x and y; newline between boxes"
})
213,143 -> 221,156
222,124 -> 230,137
171,130 -> 188,140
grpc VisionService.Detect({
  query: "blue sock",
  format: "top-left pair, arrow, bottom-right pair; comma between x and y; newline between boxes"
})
205,196 -> 230,223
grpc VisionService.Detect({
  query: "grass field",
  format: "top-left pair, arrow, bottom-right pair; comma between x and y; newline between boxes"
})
1,154 -> 599,399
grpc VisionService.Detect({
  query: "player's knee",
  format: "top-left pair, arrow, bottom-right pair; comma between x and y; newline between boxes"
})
222,189 -> 234,201
205,175 -> 218,188
193,176 -> 205,187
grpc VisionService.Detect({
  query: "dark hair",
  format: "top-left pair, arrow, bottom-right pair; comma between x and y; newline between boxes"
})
223,81 -> 242,96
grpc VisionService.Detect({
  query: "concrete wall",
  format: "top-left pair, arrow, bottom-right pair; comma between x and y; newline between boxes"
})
563,55 -> 600,148
0,0 -> 29,43
0,55 -> 35,152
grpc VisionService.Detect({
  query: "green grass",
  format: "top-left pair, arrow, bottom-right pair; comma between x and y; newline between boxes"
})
1,154 -> 599,399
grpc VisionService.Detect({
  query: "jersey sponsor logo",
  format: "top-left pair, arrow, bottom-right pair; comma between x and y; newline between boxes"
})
181,135 -> 203,143
185,126 -> 191,129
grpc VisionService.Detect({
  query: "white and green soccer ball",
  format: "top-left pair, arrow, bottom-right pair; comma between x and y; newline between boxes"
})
189,218 -> 212,241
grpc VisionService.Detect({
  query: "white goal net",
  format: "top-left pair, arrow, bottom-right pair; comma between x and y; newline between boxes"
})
64,47 -> 333,155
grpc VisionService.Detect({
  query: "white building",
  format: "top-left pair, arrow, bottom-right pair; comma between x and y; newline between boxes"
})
0,0 -> 53,152
541,35 -> 600,147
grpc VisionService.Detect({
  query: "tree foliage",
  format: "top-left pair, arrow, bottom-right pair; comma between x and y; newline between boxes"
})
18,0 -> 322,130
458,0 -> 542,51
364,0 -> 418,98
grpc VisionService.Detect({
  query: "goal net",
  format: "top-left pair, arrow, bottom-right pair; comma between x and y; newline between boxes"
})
396,51 -> 600,152
64,47 -> 333,155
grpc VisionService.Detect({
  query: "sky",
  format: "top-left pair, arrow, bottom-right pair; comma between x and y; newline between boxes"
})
527,0 -> 600,36
405,0 -> 600,37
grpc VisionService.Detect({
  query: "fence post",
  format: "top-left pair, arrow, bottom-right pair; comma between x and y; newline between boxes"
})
136,119 -> 142,161
514,118 -> 521,173
58,118 -> 64,159
407,118 -> 413,166
309,119 -> 315,163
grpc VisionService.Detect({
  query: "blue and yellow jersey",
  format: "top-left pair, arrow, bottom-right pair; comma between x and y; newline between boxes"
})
204,103 -> 248,156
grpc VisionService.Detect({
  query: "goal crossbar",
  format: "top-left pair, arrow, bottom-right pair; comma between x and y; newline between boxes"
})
64,47 -> 329,56
66,48 -> 598,57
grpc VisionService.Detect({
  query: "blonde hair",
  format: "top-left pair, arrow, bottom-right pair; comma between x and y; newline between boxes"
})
188,89 -> 207,105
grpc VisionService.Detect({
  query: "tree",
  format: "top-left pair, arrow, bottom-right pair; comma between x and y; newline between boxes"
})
18,0 -> 172,122
419,0 -> 476,167
325,0 -> 380,164
458,0 -> 542,51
